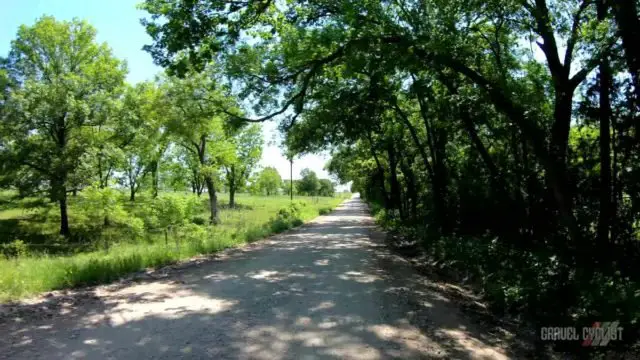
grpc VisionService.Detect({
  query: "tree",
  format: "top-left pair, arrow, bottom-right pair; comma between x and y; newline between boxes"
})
163,71 -> 237,224
117,82 -> 166,201
224,124 -> 263,207
256,166 -> 281,196
141,0 -> 640,342
281,179 -> 296,196
297,169 -> 319,196
317,179 -> 335,197
0,16 -> 126,237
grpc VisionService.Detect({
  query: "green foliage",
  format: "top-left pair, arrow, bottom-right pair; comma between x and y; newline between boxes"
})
138,0 -> 640,343
297,168 -> 319,196
256,166 -> 282,195
79,185 -> 124,226
317,179 -> 335,197
0,13 -> 355,303
161,70 -> 240,222
224,124 -> 263,202
115,82 -> 168,200
1,240 -> 29,259
0,2 -> 638,352
78,185 -> 145,241
268,202 -> 304,233
0,194 -> 343,301
190,216 -> 208,226
152,194 -> 199,229
0,16 -> 127,236
281,179 -> 297,196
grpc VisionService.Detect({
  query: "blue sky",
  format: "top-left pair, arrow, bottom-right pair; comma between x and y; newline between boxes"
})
0,0 -> 160,83
1,0 -> 339,185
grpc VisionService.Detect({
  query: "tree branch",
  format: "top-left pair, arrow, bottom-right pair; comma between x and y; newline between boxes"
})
564,0 -> 591,67
529,0 -> 567,82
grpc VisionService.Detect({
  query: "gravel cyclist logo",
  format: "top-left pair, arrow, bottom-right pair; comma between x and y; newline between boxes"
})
581,321 -> 623,347
540,321 -> 623,347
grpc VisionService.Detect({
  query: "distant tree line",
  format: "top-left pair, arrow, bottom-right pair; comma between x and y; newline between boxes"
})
250,167 -> 336,197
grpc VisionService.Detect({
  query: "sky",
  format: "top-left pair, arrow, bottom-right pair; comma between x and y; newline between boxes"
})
0,0 -> 343,187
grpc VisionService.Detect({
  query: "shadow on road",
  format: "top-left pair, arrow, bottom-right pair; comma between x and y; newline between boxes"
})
0,199 -> 518,359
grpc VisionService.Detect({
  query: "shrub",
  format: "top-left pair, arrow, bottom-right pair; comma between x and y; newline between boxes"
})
78,185 -> 127,226
76,185 -> 145,242
180,223 -> 208,242
318,207 -> 332,215
153,194 -> 200,229
269,217 -> 292,233
266,203 -> 307,234
191,216 -> 208,225
278,202 -> 302,219
1,240 -> 29,258
244,227 -> 268,242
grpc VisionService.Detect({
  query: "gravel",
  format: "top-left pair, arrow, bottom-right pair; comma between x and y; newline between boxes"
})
0,197 -> 511,359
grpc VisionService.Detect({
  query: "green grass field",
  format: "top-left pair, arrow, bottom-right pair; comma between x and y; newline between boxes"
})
0,192 -> 349,302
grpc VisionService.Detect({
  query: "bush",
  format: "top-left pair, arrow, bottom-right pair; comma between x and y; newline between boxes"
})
1,240 -> 29,258
279,202 -> 302,218
76,185 -> 145,242
266,203 -> 307,234
244,227 -> 268,242
153,194 -> 200,229
191,216 -> 208,225
318,207 -> 332,215
78,185 -> 127,227
269,217 -> 292,233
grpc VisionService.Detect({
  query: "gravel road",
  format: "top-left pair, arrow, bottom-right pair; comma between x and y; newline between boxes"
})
0,197 -> 514,359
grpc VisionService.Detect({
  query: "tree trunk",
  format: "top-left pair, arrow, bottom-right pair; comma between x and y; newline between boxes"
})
130,185 -> 136,201
98,154 -> 106,189
611,118 -> 620,244
609,0 -> 640,107
365,131 -> 391,208
59,186 -> 70,237
597,0 -> 613,257
391,100 -> 435,180
548,92 -> 579,247
433,128 -> 451,234
399,155 -> 418,224
229,184 -> 236,208
550,91 -> 573,169
386,142 -> 405,221
204,176 -> 219,224
151,160 -> 159,198
413,80 -> 451,234
290,158 -> 293,201
521,131 -> 538,241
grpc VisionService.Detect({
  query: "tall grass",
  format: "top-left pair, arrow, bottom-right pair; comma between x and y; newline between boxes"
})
0,194 -> 348,302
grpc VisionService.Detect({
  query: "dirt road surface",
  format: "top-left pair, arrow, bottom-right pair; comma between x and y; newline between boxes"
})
0,197 -> 515,359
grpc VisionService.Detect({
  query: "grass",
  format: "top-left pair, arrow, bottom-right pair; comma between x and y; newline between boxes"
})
0,192 -> 349,302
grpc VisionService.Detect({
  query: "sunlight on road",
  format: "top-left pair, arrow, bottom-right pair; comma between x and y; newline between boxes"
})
0,198 -> 511,360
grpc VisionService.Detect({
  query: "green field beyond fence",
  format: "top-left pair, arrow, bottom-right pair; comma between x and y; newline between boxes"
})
0,192 -> 349,302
